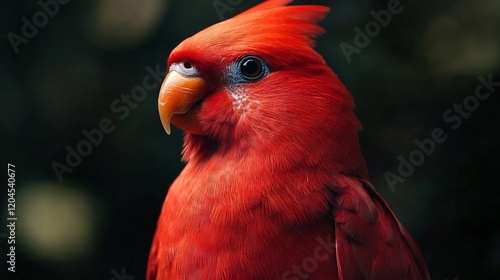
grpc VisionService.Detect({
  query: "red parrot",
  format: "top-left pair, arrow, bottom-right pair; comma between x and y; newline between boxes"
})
148,0 -> 430,279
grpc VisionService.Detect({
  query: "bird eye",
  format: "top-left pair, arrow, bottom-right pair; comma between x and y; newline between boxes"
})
238,56 -> 268,82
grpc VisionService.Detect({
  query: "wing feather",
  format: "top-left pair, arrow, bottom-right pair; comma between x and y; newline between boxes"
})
331,176 -> 430,280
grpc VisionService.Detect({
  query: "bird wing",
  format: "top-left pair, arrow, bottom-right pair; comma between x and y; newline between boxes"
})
331,176 -> 430,280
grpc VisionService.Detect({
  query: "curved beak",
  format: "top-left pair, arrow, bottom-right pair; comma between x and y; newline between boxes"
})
158,71 -> 208,135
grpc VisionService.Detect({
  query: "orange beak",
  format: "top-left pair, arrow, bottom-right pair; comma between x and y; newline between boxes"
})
158,71 -> 208,135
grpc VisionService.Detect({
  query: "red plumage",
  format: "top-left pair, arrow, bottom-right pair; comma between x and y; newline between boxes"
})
148,1 -> 430,279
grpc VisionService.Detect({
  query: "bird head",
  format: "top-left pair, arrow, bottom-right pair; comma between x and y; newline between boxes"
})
158,0 -> 367,177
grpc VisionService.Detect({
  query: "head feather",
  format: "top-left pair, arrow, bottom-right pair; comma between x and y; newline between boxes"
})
170,1 -> 330,67
172,1 -> 367,178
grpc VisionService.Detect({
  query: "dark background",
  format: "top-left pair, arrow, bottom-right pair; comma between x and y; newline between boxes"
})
1,0 -> 499,279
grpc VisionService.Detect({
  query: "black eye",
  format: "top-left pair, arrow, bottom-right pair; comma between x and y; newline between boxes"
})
238,56 -> 268,82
